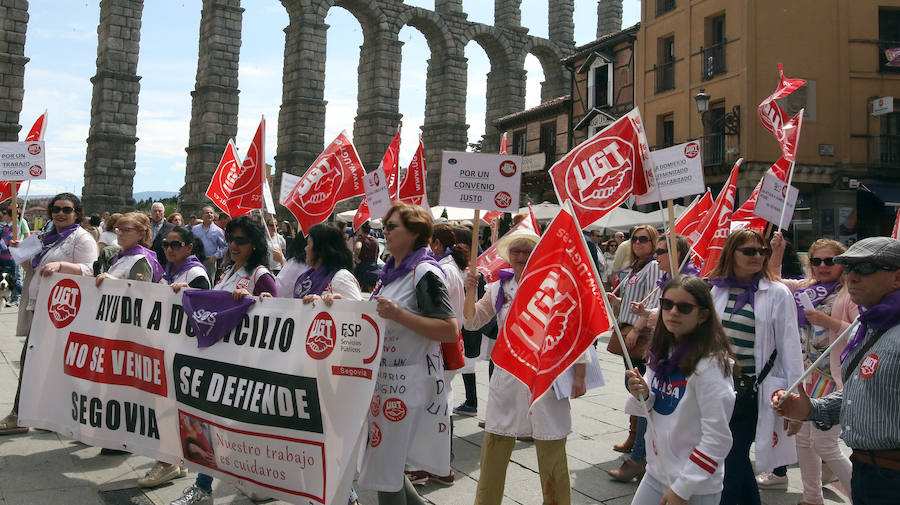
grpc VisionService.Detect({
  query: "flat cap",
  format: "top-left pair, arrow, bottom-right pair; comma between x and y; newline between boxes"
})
834,236 -> 900,267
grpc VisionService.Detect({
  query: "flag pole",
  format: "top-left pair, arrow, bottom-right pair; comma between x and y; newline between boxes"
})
464,208 -> 481,321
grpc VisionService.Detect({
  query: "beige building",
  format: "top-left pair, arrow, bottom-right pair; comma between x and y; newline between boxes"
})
635,0 -> 900,249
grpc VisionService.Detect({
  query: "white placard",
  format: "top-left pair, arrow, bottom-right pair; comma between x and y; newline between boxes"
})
362,166 -> 391,219
0,141 -> 46,181
262,179 -> 276,214
636,141 -> 705,204
753,170 -> 799,229
873,96 -> 894,116
10,233 -> 41,265
439,151 -> 522,212
279,172 -> 301,205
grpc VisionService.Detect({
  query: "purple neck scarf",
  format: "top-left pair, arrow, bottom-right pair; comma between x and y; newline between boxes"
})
840,288 -> 900,362
163,255 -> 206,285
182,290 -> 255,348
793,280 -> 840,329
494,268 -> 516,314
112,244 -> 165,283
649,342 -> 693,381
656,262 -> 702,288
32,223 -> 80,268
708,274 -> 762,314
433,247 -> 452,262
373,247 -> 443,295
294,266 -> 338,298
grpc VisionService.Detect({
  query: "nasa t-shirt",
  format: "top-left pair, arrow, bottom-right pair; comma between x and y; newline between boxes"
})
650,369 -> 687,415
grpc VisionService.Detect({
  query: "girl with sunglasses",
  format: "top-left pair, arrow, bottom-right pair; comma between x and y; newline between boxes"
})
215,215 -> 276,300
764,233 -> 855,504
707,228 -> 803,505
625,275 -> 735,505
162,226 -> 209,291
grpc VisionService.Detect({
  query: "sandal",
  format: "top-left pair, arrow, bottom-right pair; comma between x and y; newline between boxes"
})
0,412 -> 29,435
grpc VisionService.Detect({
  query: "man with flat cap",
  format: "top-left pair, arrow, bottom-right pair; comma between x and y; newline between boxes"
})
773,236 -> 900,503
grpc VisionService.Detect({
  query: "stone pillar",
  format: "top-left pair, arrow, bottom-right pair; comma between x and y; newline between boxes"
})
494,0 -> 521,28
181,0 -> 243,218
353,32 -> 403,175
434,0 -> 463,15
82,0 -> 143,214
483,62 -> 526,153
421,50 -> 468,205
597,0 -> 623,38
0,1 -> 29,142
548,0 -> 574,47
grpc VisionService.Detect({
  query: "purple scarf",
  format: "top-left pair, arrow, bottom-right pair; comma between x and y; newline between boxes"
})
793,280 -> 840,329
294,266 -> 338,298
649,342 -> 693,381
372,247 -> 443,295
163,255 -> 206,285
494,268 -> 516,314
433,247 -> 452,262
32,223 -> 80,268
111,244 -> 165,283
840,288 -> 900,362
182,290 -> 255,348
708,274 -> 762,314
656,262 -> 702,288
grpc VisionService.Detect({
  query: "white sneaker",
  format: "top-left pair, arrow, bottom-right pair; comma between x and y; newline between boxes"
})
137,461 -> 187,488
756,471 -> 788,489
170,485 -> 212,505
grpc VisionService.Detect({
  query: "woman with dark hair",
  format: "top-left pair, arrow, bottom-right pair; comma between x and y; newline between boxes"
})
286,223 -> 359,302
358,202 -> 458,505
162,226 -> 209,291
216,215 -> 276,299
708,228 -> 802,505
1,193 -> 97,436
625,275 -> 735,505
275,233 -> 309,298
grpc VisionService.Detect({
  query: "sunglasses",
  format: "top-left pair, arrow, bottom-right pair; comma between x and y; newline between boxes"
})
842,262 -> 900,276
227,235 -> 251,245
114,227 -> 136,234
384,223 -> 402,231
736,246 -> 771,257
632,235 -> 651,244
162,240 -> 185,250
659,298 -> 701,314
655,248 -> 668,256
809,257 -> 836,267
51,206 -> 75,214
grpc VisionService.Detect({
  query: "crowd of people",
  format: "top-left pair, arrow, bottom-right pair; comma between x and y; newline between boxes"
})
0,193 -> 898,505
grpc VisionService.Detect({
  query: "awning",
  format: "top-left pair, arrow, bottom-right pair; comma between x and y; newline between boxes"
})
861,183 -> 900,207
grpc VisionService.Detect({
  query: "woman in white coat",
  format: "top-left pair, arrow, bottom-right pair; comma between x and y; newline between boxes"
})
464,228 -> 587,505
707,228 -> 803,505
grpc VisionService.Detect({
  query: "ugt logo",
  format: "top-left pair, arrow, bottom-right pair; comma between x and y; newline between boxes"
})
510,270 -> 577,353
48,278 -> 81,328
291,156 -> 341,212
306,311 -> 337,360
570,137 -> 633,205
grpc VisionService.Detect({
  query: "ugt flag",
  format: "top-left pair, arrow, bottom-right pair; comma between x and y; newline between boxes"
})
476,206 -> 540,283
283,131 -> 367,234
675,190 -> 712,238
695,159 -> 741,278
550,108 -> 652,228
758,64 -> 805,162
398,136 -> 427,206
492,205 -> 610,403
206,117 -> 266,217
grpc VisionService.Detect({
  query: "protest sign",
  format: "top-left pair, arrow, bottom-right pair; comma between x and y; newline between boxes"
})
752,170 -> 799,229
0,141 -> 46,181
363,166 -> 392,220
279,173 -> 301,204
635,141 -> 704,204
439,151 -> 522,212
19,274 -> 384,505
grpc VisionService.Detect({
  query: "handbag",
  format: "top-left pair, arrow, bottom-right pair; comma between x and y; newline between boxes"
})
732,349 -> 778,416
441,331 -> 466,371
606,324 -> 651,359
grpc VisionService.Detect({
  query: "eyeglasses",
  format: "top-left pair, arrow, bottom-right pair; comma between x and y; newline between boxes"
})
809,257 -> 836,267
114,227 -> 136,235
162,240 -> 185,250
736,246 -> 771,257
659,298 -> 701,314
632,235 -> 651,244
384,223 -> 402,232
51,206 -> 75,214
842,262 -> 900,276
226,235 -> 251,245
655,248 -> 668,256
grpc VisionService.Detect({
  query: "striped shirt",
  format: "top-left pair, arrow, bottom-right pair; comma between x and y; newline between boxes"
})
810,324 -> 900,450
617,260 -> 662,326
721,288 -> 756,375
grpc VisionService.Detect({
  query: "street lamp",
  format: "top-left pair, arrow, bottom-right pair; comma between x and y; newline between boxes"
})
695,89 -> 711,115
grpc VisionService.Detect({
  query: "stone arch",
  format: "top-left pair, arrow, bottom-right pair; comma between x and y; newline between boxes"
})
396,7 -> 455,55
522,38 -> 569,101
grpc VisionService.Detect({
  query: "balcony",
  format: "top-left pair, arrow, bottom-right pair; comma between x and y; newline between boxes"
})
876,134 -> 900,166
700,133 -> 725,167
656,0 -> 676,16
700,43 -> 727,80
654,61 -> 675,94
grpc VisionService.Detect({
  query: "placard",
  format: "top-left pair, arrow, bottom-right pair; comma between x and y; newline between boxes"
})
0,141 -> 46,181
279,172 -> 301,205
362,166 -> 391,219
439,151 -> 522,212
753,170 -> 799,229
636,141 -> 704,204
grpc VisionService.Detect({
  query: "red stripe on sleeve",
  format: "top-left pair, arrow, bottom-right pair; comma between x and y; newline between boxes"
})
690,453 -> 716,474
692,448 -> 718,468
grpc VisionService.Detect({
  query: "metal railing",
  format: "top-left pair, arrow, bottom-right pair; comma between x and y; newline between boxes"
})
701,133 -> 725,166
876,135 -> 900,165
700,43 -> 727,80
654,61 -> 675,93
656,0 -> 676,16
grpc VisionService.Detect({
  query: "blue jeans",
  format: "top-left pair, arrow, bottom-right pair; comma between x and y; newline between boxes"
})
624,357 -> 647,464
851,459 -> 900,504
195,473 -> 213,494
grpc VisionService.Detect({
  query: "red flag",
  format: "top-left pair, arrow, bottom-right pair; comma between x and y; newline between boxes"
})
482,211 -> 503,224
693,160 -> 741,277
731,156 -> 791,230
205,140 -> 242,214
675,190 -> 713,238
500,132 -> 508,155
205,118 -> 266,217
758,64 -> 805,162
892,208 -> 900,240
550,108 -> 652,228
283,131 -> 367,234
476,207 -> 540,282
354,126 -> 402,228
492,205 -> 610,403
25,110 -> 47,142
398,137 -> 427,205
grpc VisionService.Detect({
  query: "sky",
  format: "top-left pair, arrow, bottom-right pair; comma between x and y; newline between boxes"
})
18,0 -> 640,197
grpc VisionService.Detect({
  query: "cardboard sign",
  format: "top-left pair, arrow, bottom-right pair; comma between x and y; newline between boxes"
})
439,151 -> 522,212
279,172 -> 301,204
636,141 -> 705,204
0,141 -> 46,181
753,170 -> 799,229
363,166 -> 391,219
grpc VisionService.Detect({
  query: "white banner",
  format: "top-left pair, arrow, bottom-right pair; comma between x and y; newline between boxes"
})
439,151 -> 522,212
19,274 -> 384,505
636,141 -> 705,204
753,170 -> 799,229
0,141 -> 46,181
363,166 -> 392,219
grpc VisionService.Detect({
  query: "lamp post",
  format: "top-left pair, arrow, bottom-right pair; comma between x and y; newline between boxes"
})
695,88 -> 710,129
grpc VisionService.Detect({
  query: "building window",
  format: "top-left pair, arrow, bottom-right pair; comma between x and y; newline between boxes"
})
539,121 -> 557,169
656,0 -> 676,17
655,36 -> 675,93
701,14 -> 727,80
881,112 -> 900,165
512,130 -> 526,155
657,114 -> 674,148
879,8 -> 900,72
703,103 -> 726,166
588,61 -> 613,109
